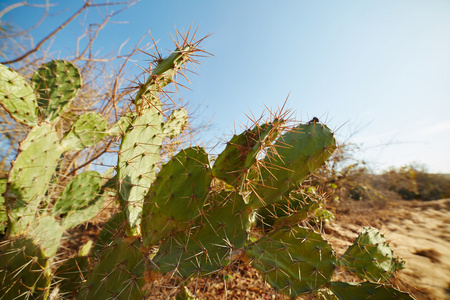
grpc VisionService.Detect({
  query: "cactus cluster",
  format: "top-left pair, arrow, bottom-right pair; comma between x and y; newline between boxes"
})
0,36 -> 415,299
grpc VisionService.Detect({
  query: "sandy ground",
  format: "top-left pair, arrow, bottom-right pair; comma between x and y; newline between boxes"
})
326,198 -> 450,300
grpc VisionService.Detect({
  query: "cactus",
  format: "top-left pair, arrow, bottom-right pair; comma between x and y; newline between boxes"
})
163,108 -> 188,138
6,123 -> 63,235
134,44 -> 192,108
117,45 -> 193,237
249,122 -> 336,209
54,255 -> 91,298
338,226 -> 405,281
150,191 -> 250,277
255,191 -> 321,230
0,63 -> 38,126
92,212 -> 127,254
0,34 -> 416,300
329,281 -> 414,299
0,178 -> 7,235
0,238 -> 51,299
60,195 -> 105,230
108,112 -> 135,137
53,171 -> 102,215
141,147 -> 212,247
30,215 -> 64,257
60,112 -> 108,151
31,60 -> 82,122
77,238 -> 147,300
212,120 -> 284,187
245,226 -> 337,297
117,105 -> 163,236
52,170 -> 105,230
0,59 -> 117,298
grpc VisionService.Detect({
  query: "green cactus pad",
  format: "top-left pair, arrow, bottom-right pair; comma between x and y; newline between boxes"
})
31,60 -> 81,121
249,122 -> 336,209
0,238 -> 51,299
60,194 -> 105,230
245,226 -> 337,297
151,191 -> 250,278
338,227 -> 405,282
60,112 -> 108,151
55,170 -> 105,229
6,123 -> 63,235
53,171 -> 102,215
255,192 -> 320,231
135,45 -> 191,108
162,108 -> 188,138
151,45 -> 191,76
55,256 -> 91,299
92,212 -> 126,255
212,120 -> 284,187
0,63 -> 38,126
329,281 -> 415,300
77,238 -> 146,300
107,113 -> 134,137
117,104 -> 163,236
30,215 -> 64,257
141,147 -> 212,246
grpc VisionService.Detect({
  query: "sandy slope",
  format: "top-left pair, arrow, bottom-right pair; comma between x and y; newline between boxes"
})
326,198 -> 450,300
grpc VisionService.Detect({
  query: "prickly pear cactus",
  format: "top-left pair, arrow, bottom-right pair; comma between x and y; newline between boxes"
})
163,108 -> 188,138
0,34 -> 415,300
53,171 -> 102,215
0,238 -> 51,299
77,238 -> 147,300
0,178 -> 7,235
117,105 -> 163,236
249,122 -> 336,209
255,191 -> 321,230
60,112 -> 108,151
212,120 -> 284,187
117,45 -> 193,237
30,215 -> 64,257
53,171 -> 106,230
141,147 -> 212,247
108,112 -> 134,136
55,255 -> 91,298
150,191 -> 250,277
245,226 -> 337,297
0,63 -> 38,126
329,281 -> 414,299
6,123 -> 63,235
31,60 -> 81,121
339,226 -> 405,281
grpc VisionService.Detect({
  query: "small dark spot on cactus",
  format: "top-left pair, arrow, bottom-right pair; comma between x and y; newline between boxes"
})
308,117 -> 319,124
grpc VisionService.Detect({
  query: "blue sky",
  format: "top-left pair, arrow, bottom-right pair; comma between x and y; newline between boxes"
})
2,0 -> 450,173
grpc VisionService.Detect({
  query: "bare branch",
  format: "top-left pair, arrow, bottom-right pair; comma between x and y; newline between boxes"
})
1,2 -> 89,64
